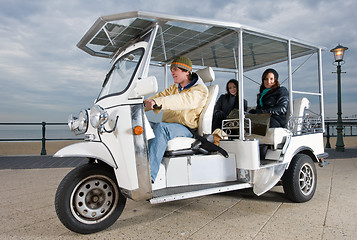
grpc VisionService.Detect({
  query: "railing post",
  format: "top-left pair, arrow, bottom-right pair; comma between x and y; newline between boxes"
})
332,126 -> 335,136
325,122 -> 331,148
41,122 -> 47,155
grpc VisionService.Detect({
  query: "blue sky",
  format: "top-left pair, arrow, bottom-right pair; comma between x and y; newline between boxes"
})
0,0 -> 356,122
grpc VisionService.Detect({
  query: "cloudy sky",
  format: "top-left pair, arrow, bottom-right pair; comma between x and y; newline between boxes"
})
0,0 -> 356,123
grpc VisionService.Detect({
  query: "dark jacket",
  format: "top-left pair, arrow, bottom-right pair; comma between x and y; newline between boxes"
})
212,94 -> 248,131
255,86 -> 289,128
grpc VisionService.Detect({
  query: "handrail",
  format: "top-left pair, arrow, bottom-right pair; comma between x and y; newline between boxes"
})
1,120 -> 356,152
0,122 -> 83,155
324,120 -> 357,148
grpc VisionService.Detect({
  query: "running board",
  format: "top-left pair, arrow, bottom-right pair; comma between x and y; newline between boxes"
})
150,182 -> 252,204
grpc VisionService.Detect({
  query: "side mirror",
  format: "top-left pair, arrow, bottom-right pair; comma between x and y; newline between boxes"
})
130,76 -> 158,98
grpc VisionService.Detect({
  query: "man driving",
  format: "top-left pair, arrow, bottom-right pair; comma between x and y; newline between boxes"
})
144,56 -> 208,182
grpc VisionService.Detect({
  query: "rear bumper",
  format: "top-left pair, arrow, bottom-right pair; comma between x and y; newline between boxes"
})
317,152 -> 329,167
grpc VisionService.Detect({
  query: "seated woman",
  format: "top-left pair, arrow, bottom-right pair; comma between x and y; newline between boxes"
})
212,79 -> 247,131
250,68 -> 289,128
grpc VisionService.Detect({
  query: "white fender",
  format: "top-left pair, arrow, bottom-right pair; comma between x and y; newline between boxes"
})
54,141 -> 117,168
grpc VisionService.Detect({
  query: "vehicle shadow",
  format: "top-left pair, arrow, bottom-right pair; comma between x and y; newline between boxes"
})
226,186 -> 290,203
325,148 -> 357,159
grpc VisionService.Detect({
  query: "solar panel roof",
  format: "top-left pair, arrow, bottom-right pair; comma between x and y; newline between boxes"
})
78,11 -> 324,71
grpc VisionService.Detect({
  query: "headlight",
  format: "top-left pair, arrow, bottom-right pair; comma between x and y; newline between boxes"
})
90,105 -> 108,128
68,114 -> 78,131
67,110 -> 88,135
78,110 -> 88,132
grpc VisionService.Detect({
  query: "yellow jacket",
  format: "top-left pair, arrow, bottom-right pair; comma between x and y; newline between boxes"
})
148,75 -> 208,129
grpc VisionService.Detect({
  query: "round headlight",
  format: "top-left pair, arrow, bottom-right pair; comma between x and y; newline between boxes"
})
78,110 -> 88,132
68,114 -> 78,131
90,105 -> 108,128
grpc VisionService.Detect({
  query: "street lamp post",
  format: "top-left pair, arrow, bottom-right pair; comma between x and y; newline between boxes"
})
330,44 -> 348,152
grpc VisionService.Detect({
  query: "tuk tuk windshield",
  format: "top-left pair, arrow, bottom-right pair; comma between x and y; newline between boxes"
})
97,47 -> 144,100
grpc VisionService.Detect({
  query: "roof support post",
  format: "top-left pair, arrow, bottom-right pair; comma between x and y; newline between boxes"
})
318,48 -> 325,132
287,40 -> 294,117
238,30 -> 245,140
232,47 -> 238,78
138,24 -> 159,79
159,26 -> 167,62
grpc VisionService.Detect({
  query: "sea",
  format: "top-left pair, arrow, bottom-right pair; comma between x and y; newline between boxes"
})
0,125 -> 83,141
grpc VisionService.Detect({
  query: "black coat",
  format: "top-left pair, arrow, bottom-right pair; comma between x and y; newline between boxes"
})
212,94 -> 248,131
255,86 -> 289,128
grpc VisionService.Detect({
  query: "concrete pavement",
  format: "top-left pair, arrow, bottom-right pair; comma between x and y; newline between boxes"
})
0,149 -> 356,239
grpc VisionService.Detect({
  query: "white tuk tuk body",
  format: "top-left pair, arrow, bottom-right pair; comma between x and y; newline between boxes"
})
54,11 -> 328,233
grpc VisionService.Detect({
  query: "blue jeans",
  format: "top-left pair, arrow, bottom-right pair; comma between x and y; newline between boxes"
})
148,122 -> 193,181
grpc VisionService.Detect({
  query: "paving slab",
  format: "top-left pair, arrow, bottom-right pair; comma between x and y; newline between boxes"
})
0,149 -> 356,239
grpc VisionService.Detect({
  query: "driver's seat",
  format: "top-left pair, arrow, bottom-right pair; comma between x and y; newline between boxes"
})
165,67 -> 218,156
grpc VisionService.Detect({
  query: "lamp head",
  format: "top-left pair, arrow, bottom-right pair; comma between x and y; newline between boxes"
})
330,44 -> 348,62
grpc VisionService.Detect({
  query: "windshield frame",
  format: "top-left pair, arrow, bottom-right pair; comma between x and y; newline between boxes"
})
97,47 -> 145,101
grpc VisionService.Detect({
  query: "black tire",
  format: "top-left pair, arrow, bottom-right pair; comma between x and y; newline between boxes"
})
282,154 -> 317,203
55,163 -> 126,234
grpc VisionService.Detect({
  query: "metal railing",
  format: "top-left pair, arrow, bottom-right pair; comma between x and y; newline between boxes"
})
0,122 -> 83,155
1,119 -> 356,154
324,118 -> 357,148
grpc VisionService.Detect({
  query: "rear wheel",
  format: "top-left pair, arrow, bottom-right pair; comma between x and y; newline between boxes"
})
55,163 -> 126,234
282,154 -> 317,203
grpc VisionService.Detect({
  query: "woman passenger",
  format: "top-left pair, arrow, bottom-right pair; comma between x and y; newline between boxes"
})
250,69 -> 289,128
212,79 -> 247,131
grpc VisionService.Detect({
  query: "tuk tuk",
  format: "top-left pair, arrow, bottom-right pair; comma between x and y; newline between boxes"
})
54,11 -> 328,234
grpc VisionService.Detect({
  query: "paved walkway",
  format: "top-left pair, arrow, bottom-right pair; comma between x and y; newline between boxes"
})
0,155 -> 87,169
0,149 -> 356,239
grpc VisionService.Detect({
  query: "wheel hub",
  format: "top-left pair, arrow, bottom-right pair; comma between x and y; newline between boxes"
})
86,188 -> 105,209
299,163 -> 314,195
72,178 -> 115,221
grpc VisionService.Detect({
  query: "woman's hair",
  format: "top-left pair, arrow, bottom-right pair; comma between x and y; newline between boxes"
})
259,68 -> 280,93
226,79 -> 238,97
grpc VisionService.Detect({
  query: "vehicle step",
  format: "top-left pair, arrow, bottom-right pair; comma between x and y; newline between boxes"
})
151,181 -> 252,204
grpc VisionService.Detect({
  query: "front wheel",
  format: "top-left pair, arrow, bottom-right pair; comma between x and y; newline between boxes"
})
55,163 -> 126,234
282,154 -> 317,203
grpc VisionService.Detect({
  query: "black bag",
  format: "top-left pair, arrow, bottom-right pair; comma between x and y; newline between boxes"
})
245,113 -> 270,136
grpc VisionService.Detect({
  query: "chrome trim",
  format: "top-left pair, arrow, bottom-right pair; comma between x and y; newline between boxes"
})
317,152 -> 329,160
150,183 -> 252,204
121,104 -> 152,201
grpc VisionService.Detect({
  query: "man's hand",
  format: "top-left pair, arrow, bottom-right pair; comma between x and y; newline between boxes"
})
144,99 -> 157,110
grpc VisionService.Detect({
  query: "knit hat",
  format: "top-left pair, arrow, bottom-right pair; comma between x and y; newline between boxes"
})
170,56 -> 192,72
